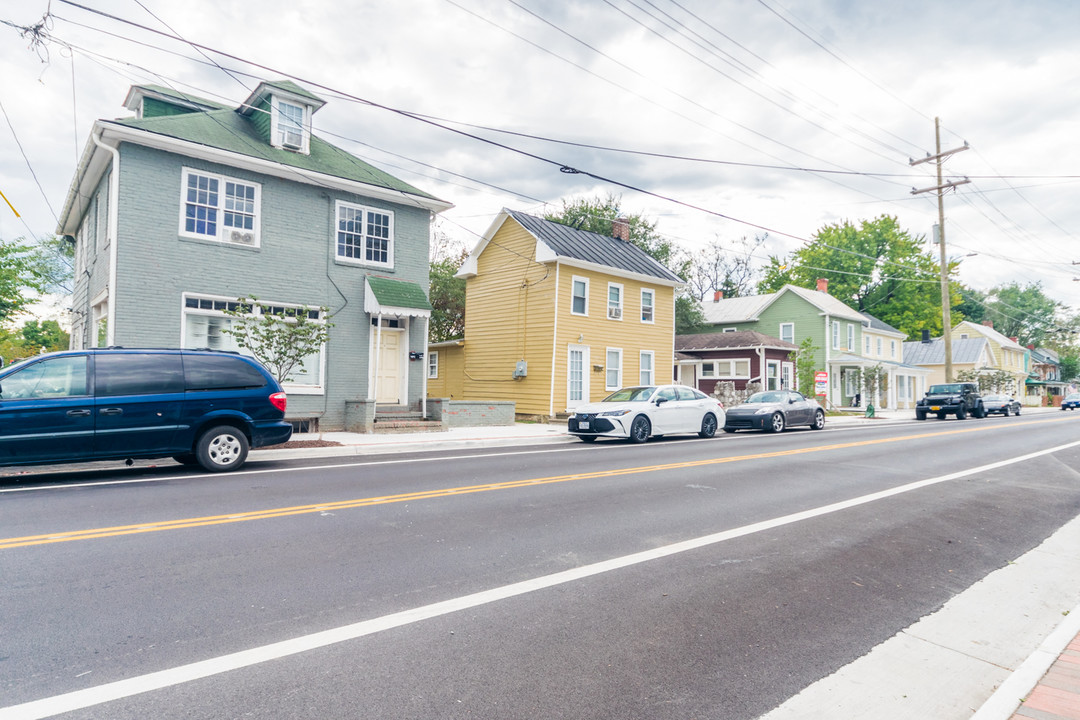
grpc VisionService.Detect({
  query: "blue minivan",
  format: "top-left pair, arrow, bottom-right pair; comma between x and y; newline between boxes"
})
0,348 -> 292,472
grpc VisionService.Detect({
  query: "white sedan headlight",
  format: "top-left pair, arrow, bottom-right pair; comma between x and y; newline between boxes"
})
600,409 -> 632,416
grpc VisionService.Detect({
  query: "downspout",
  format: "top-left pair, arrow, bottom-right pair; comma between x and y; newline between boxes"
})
757,346 -> 765,388
91,131 -> 119,346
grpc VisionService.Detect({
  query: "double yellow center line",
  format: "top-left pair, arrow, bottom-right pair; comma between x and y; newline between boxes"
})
0,418 -> 1062,550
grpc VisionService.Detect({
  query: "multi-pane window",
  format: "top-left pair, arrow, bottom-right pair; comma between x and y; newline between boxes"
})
224,182 -> 256,230
571,277 -> 588,315
606,348 -> 622,390
832,321 -> 840,348
181,169 -> 260,245
427,352 -> 439,379
641,289 -> 654,323
780,323 -> 794,344
182,295 -> 324,391
276,101 -> 305,148
639,351 -> 654,385
337,202 -> 394,268
607,284 -> 623,320
699,359 -> 750,378
847,324 -> 855,351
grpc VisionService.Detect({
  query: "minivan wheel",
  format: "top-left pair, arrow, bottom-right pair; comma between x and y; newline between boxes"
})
196,426 -> 249,472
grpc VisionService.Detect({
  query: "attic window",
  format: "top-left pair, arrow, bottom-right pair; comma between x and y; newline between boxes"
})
272,97 -> 309,153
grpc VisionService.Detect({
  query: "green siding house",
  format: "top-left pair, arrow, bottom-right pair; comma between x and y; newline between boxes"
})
699,281 -> 927,409
57,80 -> 451,431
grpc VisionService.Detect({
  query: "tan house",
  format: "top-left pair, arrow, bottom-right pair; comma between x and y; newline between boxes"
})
430,209 -> 683,418
903,336 -> 994,388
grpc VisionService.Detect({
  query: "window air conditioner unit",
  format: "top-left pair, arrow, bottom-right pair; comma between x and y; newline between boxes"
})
608,307 -> 622,319
230,231 -> 255,245
282,134 -> 303,151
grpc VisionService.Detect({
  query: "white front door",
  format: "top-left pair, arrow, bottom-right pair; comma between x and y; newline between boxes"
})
374,329 -> 404,404
567,345 -> 590,409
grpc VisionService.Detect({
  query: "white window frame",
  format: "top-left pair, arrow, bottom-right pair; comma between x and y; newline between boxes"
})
832,321 -> 840,349
700,362 -> 717,378
780,322 -> 794,345
845,370 -> 859,397
782,362 -> 794,390
606,347 -> 623,390
847,324 -> 855,351
865,335 -> 871,355
335,200 -> 394,269
607,283 -> 624,321
766,360 -> 780,391
890,340 -> 897,359
640,288 -> 655,324
571,276 -> 589,316
639,350 -> 654,385
270,96 -> 310,153
179,168 -> 261,247
877,337 -> 883,356
181,292 -> 326,395
427,351 -> 439,379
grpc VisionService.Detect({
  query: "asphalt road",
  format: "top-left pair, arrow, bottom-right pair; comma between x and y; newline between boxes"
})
2,414 -> 1080,719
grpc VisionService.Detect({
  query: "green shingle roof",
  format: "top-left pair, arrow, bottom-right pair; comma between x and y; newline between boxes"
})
107,108 -> 441,201
367,275 -> 432,311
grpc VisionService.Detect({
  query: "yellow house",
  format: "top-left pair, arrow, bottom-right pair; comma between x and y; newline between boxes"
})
950,320 -> 1028,392
435,209 -> 683,419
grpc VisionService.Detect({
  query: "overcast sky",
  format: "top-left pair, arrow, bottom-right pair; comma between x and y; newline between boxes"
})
2,0 -> 1078,322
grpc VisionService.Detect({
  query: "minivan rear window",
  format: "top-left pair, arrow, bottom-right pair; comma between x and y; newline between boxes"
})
96,354 -> 185,396
184,355 -> 267,390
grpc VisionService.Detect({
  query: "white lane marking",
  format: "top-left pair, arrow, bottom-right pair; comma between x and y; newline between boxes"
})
3,439 -> 1079,719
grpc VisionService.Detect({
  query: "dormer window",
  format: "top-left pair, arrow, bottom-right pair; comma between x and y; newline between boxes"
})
271,97 -> 309,153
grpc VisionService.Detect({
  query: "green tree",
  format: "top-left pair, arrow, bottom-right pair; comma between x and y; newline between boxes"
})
545,193 -> 701,333
429,250 -> 467,342
756,216 -> 955,339
978,282 -> 1060,347
20,319 -> 69,352
222,296 -> 333,384
1059,353 -> 1079,383
0,237 -> 51,324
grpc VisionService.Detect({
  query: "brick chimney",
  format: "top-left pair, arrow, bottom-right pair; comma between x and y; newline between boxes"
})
713,290 -> 724,302
982,320 -> 994,329
816,278 -> 829,294
612,216 -> 630,242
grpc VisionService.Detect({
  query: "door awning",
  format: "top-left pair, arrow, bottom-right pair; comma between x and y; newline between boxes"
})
364,276 -> 432,318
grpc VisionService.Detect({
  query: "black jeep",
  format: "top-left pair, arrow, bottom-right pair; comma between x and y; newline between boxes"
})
916,382 -> 986,420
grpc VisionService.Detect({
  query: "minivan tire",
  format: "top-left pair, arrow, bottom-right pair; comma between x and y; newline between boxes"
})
196,425 -> 250,472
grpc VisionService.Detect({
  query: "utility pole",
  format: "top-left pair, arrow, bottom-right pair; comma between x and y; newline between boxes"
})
910,117 -> 969,382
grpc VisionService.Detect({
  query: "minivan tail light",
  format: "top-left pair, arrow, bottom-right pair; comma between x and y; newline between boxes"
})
269,392 -> 287,413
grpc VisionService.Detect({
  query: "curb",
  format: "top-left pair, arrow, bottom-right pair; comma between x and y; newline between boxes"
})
970,601 -> 1080,719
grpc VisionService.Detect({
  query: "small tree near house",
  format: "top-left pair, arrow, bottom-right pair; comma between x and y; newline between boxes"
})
795,337 -> 819,398
222,296 -> 333,384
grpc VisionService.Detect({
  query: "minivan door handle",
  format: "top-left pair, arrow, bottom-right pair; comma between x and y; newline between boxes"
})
67,409 -> 92,417
99,408 -> 124,416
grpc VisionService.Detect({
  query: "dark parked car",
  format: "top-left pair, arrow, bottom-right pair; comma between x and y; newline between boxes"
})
722,390 -> 825,433
982,394 -> 1021,416
1062,393 -> 1080,410
916,382 -> 985,420
0,348 -> 292,472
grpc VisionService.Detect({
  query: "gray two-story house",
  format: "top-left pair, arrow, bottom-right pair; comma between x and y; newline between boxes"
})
57,80 -> 451,431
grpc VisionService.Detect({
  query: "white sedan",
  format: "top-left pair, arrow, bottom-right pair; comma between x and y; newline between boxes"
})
567,385 -> 725,443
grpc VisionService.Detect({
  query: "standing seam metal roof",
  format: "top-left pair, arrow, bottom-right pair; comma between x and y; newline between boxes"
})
507,210 -> 682,282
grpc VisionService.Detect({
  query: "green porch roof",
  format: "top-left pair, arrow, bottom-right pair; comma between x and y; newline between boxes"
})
366,276 -> 432,313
